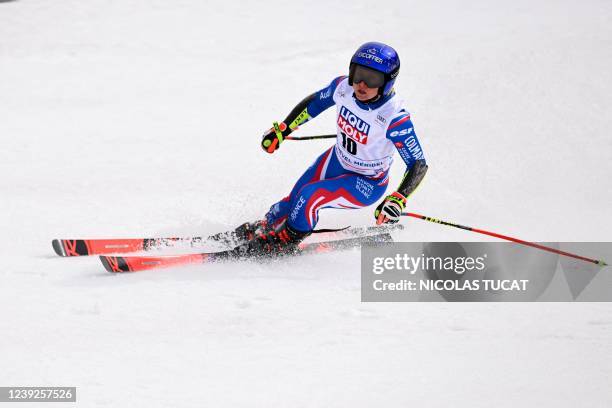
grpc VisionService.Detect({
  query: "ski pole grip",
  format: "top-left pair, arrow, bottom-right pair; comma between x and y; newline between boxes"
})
273,122 -> 285,143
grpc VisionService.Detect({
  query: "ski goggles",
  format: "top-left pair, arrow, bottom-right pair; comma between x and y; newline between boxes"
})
349,64 -> 385,88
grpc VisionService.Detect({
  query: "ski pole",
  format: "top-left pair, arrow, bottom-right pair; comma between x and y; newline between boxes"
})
402,212 -> 608,266
286,134 -> 336,141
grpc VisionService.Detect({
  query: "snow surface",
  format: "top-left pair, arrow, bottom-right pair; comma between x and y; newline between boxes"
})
1,0 -> 612,406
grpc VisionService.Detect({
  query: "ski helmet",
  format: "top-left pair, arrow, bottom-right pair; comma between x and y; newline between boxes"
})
348,41 -> 400,96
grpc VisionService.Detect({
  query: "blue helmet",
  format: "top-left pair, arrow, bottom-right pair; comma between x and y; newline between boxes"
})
349,41 -> 400,96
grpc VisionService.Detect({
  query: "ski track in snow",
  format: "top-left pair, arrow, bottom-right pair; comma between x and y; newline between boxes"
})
1,0 -> 611,406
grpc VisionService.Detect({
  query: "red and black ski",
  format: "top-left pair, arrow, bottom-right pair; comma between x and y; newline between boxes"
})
53,224 -> 403,257
100,233 -> 394,273
52,237 -> 201,257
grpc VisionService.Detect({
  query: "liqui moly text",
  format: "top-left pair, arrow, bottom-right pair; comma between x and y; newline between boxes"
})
337,106 -> 370,144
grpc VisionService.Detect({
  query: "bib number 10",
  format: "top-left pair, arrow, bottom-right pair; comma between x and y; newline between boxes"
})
341,132 -> 358,155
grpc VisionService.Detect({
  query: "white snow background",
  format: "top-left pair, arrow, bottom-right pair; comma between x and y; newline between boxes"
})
1,0 -> 611,407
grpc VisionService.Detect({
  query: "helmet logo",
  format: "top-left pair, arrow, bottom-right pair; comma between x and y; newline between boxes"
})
367,48 -> 378,54
357,52 -> 383,64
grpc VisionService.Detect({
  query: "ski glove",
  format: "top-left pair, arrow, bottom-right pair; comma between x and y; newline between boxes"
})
261,122 -> 293,153
374,192 -> 406,225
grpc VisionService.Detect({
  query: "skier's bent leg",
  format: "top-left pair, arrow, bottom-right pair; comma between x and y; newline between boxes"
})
265,147 -> 335,228
286,173 -> 388,233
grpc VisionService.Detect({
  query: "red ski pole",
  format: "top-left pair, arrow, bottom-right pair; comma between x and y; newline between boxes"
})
402,212 -> 608,266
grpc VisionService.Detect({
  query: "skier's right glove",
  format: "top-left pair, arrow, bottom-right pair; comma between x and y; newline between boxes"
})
261,121 -> 293,154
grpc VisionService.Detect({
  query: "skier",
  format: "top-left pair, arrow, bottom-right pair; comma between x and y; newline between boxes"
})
237,41 -> 428,256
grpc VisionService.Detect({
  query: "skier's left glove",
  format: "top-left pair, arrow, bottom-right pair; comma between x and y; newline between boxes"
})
374,192 -> 406,225
261,121 -> 293,154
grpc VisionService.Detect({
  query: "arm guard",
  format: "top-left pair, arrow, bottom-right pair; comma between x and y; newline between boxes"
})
281,93 -> 316,131
396,159 -> 428,198
281,76 -> 343,131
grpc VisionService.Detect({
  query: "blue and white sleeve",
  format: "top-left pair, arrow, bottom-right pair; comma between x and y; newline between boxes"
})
386,111 -> 428,198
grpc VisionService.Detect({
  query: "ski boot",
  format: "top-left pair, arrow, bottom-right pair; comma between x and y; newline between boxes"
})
233,220 -> 269,242
234,221 -> 311,258
207,219 -> 269,247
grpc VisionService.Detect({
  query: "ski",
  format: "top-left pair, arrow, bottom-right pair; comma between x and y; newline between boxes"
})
100,232 -> 394,273
52,237 -> 184,257
52,224 -> 403,257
